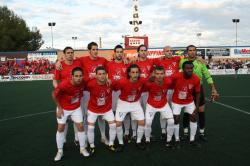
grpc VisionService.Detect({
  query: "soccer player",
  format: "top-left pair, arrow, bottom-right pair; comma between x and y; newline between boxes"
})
106,45 -> 132,142
53,46 -> 82,146
180,45 -> 219,141
115,64 -> 146,151
171,61 -> 201,146
86,66 -> 116,154
56,42 -> 109,145
53,67 -> 89,161
144,66 -> 175,148
79,42 -> 109,145
127,45 -> 154,142
106,45 -> 127,112
154,45 -> 181,140
135,44 -> 154,111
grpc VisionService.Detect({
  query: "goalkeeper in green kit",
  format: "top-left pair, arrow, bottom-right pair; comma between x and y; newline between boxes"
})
179,45 -> 219,142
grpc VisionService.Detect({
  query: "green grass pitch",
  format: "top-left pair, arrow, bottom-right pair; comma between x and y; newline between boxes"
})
0,75 -> 250,166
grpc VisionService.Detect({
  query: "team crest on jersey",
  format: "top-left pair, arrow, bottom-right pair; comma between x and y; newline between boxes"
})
131,89 -> 137,95
122,68 -> 126,73
147,66 -> 151,71
188,84 -> 194,89
172,62 -> 176,66
100,90 -> 106,98
106,88 -> 111,94
91,66 -> 96,73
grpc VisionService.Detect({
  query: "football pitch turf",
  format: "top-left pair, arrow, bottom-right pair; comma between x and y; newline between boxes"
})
0,75 -> 250,166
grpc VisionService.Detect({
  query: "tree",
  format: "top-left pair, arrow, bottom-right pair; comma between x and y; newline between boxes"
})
0,6 -> 44,51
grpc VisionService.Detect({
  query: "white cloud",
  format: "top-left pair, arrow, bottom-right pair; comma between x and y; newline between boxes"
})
0,0 -> 250,49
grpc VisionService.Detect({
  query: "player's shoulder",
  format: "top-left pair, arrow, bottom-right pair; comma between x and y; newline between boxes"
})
98,56 -> 108,62
88,78 -> 96,86
195,57 -> 206,65
73,58 -> 82,65
77,55 -> 88,61
58,79 -> 70,89
192,73 -> 200,81
164,77 -> 172,84
173,55 -> 181,61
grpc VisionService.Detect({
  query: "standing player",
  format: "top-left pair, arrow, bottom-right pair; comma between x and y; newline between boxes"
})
135,44 -> 154,110
56,42 -> 109,145
154,45 -> 181,140
115,64 -> 146,151
106,45 -> 132,141
180,45 -> 219,141
144,66 -> 175,148
126,44 -> 154,142
86,66 -> 117,154
53,67 -> 89,161
106,45 -> 127,112
171,61 -> 201,146
78,42 -> 109,145
53,46 -> 82,146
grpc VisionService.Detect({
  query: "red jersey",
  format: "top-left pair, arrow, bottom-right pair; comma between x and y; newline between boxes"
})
172,72 -> 200,104
106,61 -> 127,82
114,78 -> 145,102
53,79 -> 84,110
86,79 -> 112,114
134,59 -> 154,81
54,59 -> 82,81
78,56 -> 107,81
155,56 -> 181,77
145,78 -> 172,108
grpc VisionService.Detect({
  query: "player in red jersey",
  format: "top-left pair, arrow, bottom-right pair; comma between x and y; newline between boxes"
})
53,67 -> 89,161
144,66 -> 174,148
127,45 -> 155,142
53,47 -> 82,88
106,45 -> 127,111
171,61 -> 201,147
115,64 -> 146,151
106,45 -> 134,143
53,47 -> 82,146
56,42 -> 109,145
154,46 -> 181,140
86,66 -> 116,154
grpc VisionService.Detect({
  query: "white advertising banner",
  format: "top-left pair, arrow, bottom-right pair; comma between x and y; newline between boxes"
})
230,47 -> 250,58
0,74 -> 53,82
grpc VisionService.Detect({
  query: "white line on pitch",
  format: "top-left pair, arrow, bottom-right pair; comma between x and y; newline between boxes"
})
206,98 -> 250,115
220,96 -> 250,98
0,110 -> 54,122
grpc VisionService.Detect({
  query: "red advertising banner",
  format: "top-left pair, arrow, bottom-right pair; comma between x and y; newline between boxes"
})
124,36 -> 149,49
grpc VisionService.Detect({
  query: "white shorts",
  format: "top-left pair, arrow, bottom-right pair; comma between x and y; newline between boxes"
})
140,92 -> 148,111
87,110 -> 115,124
172,101 -> 196,115
57,107 -> 83,124
145,103 -> 173,123
112,90 -> 121,112
116,99 -> 145,121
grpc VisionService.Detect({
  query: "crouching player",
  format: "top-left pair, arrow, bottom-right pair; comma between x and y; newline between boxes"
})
115,64 -> 146,151
171,61 -> 201,147
53,67 -> 89,161
144,66 -> 175,148
86,66 -> 116,155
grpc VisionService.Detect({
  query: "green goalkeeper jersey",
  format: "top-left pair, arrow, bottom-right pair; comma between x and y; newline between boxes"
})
179,57 -> 214,85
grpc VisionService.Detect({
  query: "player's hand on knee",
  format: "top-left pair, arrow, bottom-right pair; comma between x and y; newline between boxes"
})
211,89 -> 219,101
57,107 -> 64,119
192,109 -> 198,117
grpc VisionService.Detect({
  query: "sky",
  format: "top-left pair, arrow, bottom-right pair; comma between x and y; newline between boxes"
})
1,0 -> 249,49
